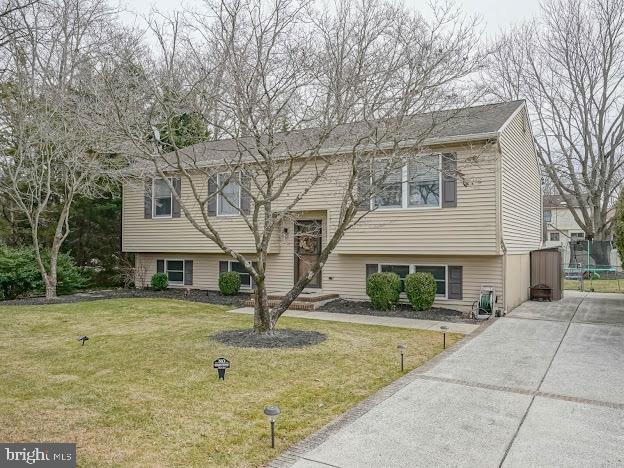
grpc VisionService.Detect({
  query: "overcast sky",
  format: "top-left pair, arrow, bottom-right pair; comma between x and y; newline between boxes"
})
120,0 -> 542,38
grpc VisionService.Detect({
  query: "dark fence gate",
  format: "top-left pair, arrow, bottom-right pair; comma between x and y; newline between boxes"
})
530,248 -> 563,301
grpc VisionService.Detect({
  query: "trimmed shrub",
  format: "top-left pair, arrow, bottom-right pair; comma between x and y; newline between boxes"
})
151,272 -> 168,291
366,272 -> 401,310
405,272 -> 437,311
0,247 -> 87,300
219,271 -> 241,296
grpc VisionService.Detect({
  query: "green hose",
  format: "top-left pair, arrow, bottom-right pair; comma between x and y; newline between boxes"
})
479,292 -> 493,314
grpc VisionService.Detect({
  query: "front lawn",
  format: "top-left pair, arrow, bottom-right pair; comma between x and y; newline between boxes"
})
0,299 -> 458,466
564,278 -> 623,293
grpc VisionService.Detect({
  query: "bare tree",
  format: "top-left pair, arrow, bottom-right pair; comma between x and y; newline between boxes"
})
94,0 -> 486,332
0,0 -> 125,298
485,0 -> 624,240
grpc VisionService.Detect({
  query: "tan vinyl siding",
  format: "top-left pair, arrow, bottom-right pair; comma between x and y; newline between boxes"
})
335,144 -> 500,255
499,108 -> 542,254
503,253 -> 530,311
138,251 -> 504,314
122,176 -> 278,254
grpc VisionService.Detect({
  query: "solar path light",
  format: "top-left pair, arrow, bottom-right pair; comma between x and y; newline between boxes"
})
397,343 -> 406,372
77,336 -> 89,346
440,325 -> 449,349
263,405 -> 281,448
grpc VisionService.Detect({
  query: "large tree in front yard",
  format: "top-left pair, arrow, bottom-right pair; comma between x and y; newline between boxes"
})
94,0 -> 487,332
485,0 -> 624,240
0,0 -> 127,297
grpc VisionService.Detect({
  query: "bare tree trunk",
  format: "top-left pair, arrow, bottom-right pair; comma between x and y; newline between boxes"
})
253,278 -> 272,333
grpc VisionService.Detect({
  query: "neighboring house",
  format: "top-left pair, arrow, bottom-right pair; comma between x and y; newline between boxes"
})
122,100 -> 542,314
543,195 -> 622,269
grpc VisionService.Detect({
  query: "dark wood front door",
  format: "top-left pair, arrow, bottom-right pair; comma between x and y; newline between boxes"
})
294,220 -> 322,288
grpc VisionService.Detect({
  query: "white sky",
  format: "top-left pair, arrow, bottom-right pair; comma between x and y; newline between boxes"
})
120,0 -> 542,37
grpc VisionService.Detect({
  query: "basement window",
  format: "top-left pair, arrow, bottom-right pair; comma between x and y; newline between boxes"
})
378,264 -> 447,298
166,260 -> 184,284
227,261 -> 251,289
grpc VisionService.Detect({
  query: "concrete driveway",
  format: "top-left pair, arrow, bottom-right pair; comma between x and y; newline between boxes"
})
274,292 -> 624,468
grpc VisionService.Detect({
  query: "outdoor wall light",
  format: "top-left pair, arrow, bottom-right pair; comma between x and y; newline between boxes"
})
263,405 -> 281,448
397,343 -> 407,372
440,325 -> 449,349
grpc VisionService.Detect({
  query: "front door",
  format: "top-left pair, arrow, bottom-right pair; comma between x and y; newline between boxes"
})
294,220 -> 322,288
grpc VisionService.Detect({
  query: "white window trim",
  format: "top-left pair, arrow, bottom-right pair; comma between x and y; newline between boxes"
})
165,259 -> 185,285
217,172 -> 242,217
370,154 -> 443,211
227,260 -> 252,290
152,177 -> 173,219
378,263 -> 448,299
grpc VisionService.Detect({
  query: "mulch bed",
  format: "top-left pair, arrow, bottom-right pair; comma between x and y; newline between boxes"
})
318,298 -> 479,324
211,328 -> 327,348
0,288 -> 251,307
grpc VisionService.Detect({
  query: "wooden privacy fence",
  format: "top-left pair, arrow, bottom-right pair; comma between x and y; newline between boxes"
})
530,248 -> 563,301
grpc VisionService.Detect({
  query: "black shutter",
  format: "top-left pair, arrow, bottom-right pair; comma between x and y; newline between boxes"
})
156,259 -> 165,273
172,177 -> 182,218
442,153 -> 457,208
448,266 -> 463,300
184,260 -> 193,285
219,261 -> 229,275
365,264 -> 378,282
240,173 -> 251,215
357,161 -> 371,211
144,180 -> 152,218
207,175 -> 218,216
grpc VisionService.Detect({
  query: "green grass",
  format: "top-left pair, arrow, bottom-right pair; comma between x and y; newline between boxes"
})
564,279 -> 624,293
0,298 -> 458,467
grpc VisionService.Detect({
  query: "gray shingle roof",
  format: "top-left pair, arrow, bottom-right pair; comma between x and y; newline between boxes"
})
164,100 -> 525,166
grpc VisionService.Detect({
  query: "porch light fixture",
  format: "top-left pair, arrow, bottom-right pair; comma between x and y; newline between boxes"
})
440,325 -> 449,349
397,343 -> 406,372
264,405 -> 281,448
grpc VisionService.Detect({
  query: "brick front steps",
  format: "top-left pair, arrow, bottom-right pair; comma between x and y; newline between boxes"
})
243,292 -> 339,311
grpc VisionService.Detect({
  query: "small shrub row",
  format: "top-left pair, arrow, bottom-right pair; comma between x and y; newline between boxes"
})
149,271 -> 243,295
366,271 -> 436,311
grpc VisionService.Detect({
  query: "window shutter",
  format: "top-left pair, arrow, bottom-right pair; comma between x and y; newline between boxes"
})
365,264 -> 378,284
144,180 -> 153,219
219,261 -> 228,275
207,175 -> 217,216
357,162 -> 371,211
172,177 -> 182,218
448,266 -> 463,299
442,153 -> 457,208
240,173 -> 251,215
156,259 -> 165,273
184,260 -> 193,285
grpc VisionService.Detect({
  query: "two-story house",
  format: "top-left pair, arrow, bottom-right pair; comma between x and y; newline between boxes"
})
543,194 -> 621,269
122,100 -> 542,314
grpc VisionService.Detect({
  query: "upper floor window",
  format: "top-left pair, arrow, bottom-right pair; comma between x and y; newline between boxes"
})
153,178 -> 172,217
372,154 -> 441,210
571,232 -> 585,239
217,173 -> 241,216
543,209 -> 552,223
549,232 -> 560,241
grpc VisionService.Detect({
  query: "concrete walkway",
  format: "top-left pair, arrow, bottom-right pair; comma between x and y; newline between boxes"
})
228,307 -> 480,335
272,291 -> 624,467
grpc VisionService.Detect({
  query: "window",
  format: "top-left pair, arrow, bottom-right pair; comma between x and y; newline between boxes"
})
371,155 -> 441,210
166,260 -> 184,284
549,232 -> 560,241
571,232 -> 585,239
378,264 -> 447,297
414,265 -> 446,296
408,154 -> 440,207
380,265 -> 410,291
217,173 -> 241,216
543,209 -> 552,223
228,261 -> 252,289
373,162 -> 403,208
153,178 -> 172,217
